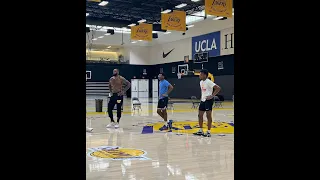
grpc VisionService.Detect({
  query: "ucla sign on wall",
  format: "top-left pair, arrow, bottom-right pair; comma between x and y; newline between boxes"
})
192,31 -> 221,58
192,27 -> 234,58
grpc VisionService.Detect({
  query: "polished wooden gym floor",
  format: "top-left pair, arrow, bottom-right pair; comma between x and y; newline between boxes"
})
86,97 -> 234,180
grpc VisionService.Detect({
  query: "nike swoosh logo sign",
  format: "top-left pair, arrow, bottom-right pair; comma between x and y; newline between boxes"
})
162,48 -> 174,58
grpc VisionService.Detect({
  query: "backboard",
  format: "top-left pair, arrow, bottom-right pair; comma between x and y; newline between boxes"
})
177,64 -> 189,75
193,52 -> 209,63
86,71 -> 91,81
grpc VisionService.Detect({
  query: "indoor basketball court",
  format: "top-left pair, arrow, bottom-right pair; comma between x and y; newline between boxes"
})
86,97 -> 234,179
86,0 -> 234,179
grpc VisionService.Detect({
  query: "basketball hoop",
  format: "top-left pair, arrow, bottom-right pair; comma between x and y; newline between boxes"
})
177,73 -> 182,79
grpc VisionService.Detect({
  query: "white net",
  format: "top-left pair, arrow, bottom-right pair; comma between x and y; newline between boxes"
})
177,73 -> 182,79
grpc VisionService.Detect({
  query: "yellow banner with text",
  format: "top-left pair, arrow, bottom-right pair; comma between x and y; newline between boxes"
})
161,10 -> 186,32
87,0 -> 101,2
205,0 -> 232,18
131,23 -> 153,41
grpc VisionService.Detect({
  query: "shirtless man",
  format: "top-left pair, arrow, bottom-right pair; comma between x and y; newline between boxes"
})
106,69 -> 131,128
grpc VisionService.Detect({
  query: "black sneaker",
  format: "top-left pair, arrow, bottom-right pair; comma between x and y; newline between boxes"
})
193,131 -> 204,136
159,125 -> 168,131
203,132 -> 211,137
168,120 -> 173,129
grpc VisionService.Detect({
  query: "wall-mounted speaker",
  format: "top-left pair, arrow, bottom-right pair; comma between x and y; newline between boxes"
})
152,33 -> 158,39
107,29 -> 115,35
153,24 -> 166,32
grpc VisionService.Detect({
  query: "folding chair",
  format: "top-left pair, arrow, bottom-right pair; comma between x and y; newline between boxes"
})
167,97 -> 174,110
191,96 -> 201,109
213,95 -> 224,108
132,97 -> 142,111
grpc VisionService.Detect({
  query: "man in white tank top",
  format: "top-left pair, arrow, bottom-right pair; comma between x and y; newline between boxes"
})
193,69 -> 221,137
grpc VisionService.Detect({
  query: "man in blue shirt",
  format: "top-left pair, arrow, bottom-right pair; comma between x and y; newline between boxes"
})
157,73 -> 174,130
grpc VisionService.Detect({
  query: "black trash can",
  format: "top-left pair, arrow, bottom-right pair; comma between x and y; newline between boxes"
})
95,99 -> 103,112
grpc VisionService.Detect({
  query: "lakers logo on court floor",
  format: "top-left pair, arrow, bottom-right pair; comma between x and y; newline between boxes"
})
87,146 -> 149,160
148,121 -> 234,134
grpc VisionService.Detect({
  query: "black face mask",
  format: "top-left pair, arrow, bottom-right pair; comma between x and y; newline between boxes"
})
113,73 -> 118,76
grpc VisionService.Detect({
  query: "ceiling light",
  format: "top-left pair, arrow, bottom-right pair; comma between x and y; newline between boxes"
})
86,24 -> 132,34
213,16 -> 224,20
97,26 -> 102,28
232,12 -> 234,15
175,3 -> 187,8
128,23 -> 136,27
104,33 -> 111,35
187,24 -> 194,28
191,0 -> 201,2
138,40 -> 143,41
117,31 -> 130,34
86,13 -> 89,17
98,36 -> 104,38
138,19 -> 146,23
99,1 -> 109,6
92,38 -> 98,41
161,9 -> 172,14
107,46 -> 111,48
131,41 -> 137,43
164,31 -> 171,34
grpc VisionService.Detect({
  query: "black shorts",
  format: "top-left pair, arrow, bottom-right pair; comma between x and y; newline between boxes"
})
199,99 -> 214,111
157,97 -> 168,109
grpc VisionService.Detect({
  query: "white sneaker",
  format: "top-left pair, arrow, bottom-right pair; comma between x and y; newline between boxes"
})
106,122 -> 115,128
114,123 -> 119,128
86,127 -> 93,132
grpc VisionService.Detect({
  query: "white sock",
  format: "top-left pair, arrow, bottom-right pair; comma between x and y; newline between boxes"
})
165,121 -> 168,126
207,129 -> 211,133
199,128 -> 203,132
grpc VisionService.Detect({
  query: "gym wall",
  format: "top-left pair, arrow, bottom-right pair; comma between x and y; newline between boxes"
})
153,54 -> 234,79
153,54 -> 234,100
167,75 -> 234,100
86,54 -> 234,100
86,63 -> 152,81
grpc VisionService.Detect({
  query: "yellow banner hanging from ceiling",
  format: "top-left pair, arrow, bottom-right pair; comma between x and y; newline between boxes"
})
205,0 -> 233,18
131,23 -> 153,41
161,10 -> 186,32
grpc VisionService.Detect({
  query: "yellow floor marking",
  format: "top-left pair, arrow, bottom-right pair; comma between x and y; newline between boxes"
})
150,121 -> 234,134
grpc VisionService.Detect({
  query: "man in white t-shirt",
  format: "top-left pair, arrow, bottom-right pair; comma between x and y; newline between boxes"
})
193,69 -> 221,137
